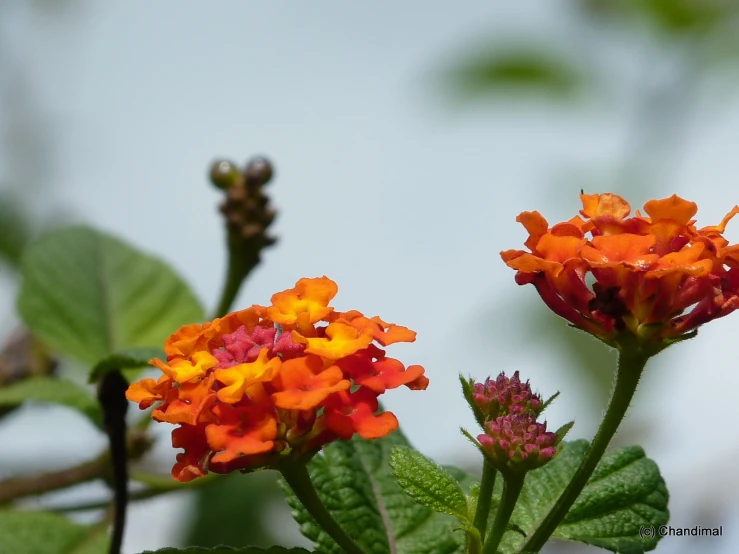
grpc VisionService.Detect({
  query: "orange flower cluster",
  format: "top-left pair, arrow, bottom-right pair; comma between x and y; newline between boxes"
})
501,193 -> 739,347
125,277 -> 428,481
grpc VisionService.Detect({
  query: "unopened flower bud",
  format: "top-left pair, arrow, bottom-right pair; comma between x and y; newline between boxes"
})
244,156 -> 273,188
210,159 -> 242,190
478,413 -> 557,473
473,371 -> 541,419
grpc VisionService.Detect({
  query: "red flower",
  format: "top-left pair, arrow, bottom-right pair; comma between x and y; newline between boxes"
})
126,276 -> 427,480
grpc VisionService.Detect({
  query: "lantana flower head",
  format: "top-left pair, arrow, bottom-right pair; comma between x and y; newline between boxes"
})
126,276 -> 428,482
501,193 -> 739,349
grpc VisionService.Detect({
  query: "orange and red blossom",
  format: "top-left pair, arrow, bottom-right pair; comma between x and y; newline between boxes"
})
125,276 -> 428,482
501,193 -> 739,348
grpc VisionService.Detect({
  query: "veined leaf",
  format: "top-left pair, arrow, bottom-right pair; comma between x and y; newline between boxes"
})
18,226 -> 204,368
499,440 -> 669,553
283,429 -> 474,554
283,433 -> 666,554
0,511 -> 108,554
390,446 -> 470,523
0,377 -> 101,427
141,546 -> 310,554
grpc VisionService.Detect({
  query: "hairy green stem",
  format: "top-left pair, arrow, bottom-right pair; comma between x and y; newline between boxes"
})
280,462 -> 365,554
517,347 -> 649,553
473,459 -> 497,542
483,474 -> 525,554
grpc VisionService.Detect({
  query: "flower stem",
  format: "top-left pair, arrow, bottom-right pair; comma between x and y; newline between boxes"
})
473,459 -> 497,542
483,473 -> 525,554
280,462 -> 366,554
97,370 -> 130,554
213,239 -> 256,318
517,346 -> 649,553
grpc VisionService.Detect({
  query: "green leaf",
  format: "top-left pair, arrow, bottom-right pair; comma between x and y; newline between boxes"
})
439,47 -> 584,104
283,429 -> 475,554
458,374 -> 485,428
0,377 -> 101,426
0,192 -> 32,268
18,226 -> 204,367
67,527 -> 110,554
389,446 -> 470,523
552,421 -> 575,445
89,346 -> 166,383
141,546 -> 310,554
496,440 -> 669,553
582,0 -> 726,35
0,511 -> 106,554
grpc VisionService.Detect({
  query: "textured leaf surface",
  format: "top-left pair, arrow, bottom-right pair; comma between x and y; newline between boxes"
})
497,440 -> 669,553
18,226 -> 204,366
0,377 -> 101,426
390,445 -> 469,522
88,346 -> 165,383
284,430 -> 474,554
141,546 -> 310,554
0,511 -> 104,554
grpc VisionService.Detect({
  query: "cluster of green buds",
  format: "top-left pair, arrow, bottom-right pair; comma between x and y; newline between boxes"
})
210,156 -> 278,248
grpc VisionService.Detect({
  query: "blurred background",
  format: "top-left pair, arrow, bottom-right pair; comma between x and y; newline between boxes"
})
1,1 -> 739,552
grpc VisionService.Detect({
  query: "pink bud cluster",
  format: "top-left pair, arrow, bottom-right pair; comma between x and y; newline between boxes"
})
473,370 -> 541,418
478,413 -> 556,472
472,371 -> 562,473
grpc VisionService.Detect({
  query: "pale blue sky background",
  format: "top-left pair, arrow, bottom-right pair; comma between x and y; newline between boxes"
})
2,2 -> 739,553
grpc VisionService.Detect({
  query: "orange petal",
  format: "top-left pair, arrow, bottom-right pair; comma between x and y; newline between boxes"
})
643,195 -> 697,225
164,323 -> 205,357
500,249 -> 526,263
214,348 -> 281,404
698,205 -> 739,235
587,234 -> 657,265
647,243 -> 712,278
580,193 -> 631,221
535,233 -> 586,263
267,276 -> 338,325
342,314 -> 417,346
154,374 -> 216,425
154,351 -> 219,384
323,388 -> 398,440
550,223 -> 584,238
125,375 -> 172,409
405,369 -> 430,390
516,211 -> 549,252
337,351 -> 426,394
505,253 -> 565,277
292,322 -> 374,359
206,404 -> 277,463
272,356 -> 350,410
